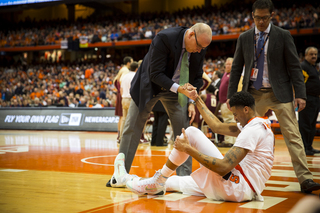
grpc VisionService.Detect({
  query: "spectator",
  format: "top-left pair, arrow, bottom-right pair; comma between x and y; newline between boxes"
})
119,61 -> 139,144
113,56 -> 133,143
14,82 -> 24,95
78,97 -> 87,107
218,57 -> 236,147
21,99 -> 30,107
33,97 -> 42,107
10,99 -> 20,107
299,47 -> 320,156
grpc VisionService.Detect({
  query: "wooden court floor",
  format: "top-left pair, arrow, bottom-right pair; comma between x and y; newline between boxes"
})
0,130 -> 319,213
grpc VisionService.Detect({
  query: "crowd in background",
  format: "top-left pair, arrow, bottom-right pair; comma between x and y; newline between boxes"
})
0,2 -> 319,47
0,57 -> 231,108
1,52 -> 317,109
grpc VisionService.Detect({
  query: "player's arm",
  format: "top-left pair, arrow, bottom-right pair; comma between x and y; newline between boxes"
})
174,129 -> 248,176
195,96 -> 240,137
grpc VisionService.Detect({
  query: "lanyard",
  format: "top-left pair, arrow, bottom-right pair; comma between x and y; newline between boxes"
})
254,32 -> 269,64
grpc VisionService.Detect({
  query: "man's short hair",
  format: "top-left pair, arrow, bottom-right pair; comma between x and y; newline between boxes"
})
305,46 -> 318,56
229,91 -> 255,109
252,0 -> 274,14
123,56 -> 133,65
215,71 -> 222,79
129,62 -> 139,71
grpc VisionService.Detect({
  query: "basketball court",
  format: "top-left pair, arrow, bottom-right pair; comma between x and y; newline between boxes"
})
0,130 -> 319,213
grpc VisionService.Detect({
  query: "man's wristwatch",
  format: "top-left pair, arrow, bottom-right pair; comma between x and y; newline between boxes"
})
189,101 -> 196,105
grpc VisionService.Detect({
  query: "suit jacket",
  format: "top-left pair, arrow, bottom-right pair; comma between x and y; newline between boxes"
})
227,24 -> 306,102
130,27 -> 206,112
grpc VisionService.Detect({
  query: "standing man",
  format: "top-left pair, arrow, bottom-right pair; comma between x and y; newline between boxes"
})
107,23 -> 212,187
299,47 -> 320,156
212,71 -> 222,88
227,0 -> 320,193
206,70 -> 221,99
113,56 -> 133,143
219,57 -> 236,147
119,61 -> 139,140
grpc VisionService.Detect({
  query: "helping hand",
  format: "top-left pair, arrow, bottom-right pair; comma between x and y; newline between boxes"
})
178,83 -> 198,101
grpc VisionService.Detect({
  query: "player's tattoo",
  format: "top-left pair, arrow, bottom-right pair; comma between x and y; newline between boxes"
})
225,154 -> 235,165
224,147 -> 242,165
202,106 -> 219,122
203,155 -> 210,164
198,151 -> 215,168
212,158 -> 216,165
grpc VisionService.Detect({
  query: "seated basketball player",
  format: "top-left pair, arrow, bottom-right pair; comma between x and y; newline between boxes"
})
110,91 -> 274,202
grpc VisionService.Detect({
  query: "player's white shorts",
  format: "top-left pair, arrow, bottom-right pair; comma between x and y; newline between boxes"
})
167,167 -> 254,202
166,126 -> 256,202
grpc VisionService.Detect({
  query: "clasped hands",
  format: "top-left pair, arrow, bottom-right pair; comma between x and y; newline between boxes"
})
177,83 -> 198,124
177,83 -> 198,101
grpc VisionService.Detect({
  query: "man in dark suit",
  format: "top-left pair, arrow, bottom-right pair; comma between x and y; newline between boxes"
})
227,0 -> 320,193
107,23 -> 212,187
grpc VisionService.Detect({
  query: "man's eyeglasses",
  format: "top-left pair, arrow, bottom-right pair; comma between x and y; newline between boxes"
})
253,15 -> 271,22
194,30 -> 204,50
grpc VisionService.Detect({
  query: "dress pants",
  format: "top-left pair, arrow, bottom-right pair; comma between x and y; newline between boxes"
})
249,88 -> 313,184
151,111 -> 169,146
298,95 -> 320,152
120,98 -> 131,141
119,91 -> 192,176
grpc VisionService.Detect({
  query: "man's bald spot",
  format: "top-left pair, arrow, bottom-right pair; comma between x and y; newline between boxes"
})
191,23 -> 212,41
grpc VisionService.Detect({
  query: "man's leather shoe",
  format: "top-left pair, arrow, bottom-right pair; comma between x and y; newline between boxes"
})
305,150 -> 314,156
312,148 -> 320,154
300,179 -> 320,193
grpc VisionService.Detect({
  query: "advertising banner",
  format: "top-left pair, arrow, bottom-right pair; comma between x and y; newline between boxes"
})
0,108 -> 119,132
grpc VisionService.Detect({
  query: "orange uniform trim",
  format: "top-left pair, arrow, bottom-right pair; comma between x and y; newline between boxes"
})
235,165 -> 256,193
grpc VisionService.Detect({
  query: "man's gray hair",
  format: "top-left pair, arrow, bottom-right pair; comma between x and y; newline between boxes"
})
305,46 -> 318,55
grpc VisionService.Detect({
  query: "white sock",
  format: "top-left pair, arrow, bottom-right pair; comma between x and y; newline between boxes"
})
161,164 -> 175,178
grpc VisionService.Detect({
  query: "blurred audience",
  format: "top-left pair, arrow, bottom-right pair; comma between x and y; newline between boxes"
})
0,57 -> 237,108
0,62 -> 118,108
0,3 -> 319,47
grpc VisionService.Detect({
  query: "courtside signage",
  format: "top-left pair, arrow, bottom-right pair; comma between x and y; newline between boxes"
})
0,108 -> 119,131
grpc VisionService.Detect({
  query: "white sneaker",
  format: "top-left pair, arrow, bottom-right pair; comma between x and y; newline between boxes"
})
111,153 -> 138,188
126,170 -> 167,195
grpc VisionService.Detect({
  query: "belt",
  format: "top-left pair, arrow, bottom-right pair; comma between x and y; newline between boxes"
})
235,165 -> 256,193
258,88 -> 272,92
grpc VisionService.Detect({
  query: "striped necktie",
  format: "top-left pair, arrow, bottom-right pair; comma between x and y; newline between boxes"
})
253,32 -> 265,90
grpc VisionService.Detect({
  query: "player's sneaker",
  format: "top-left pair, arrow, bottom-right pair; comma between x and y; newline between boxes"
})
126,170 -> 167,195
110,153 -> 138,188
